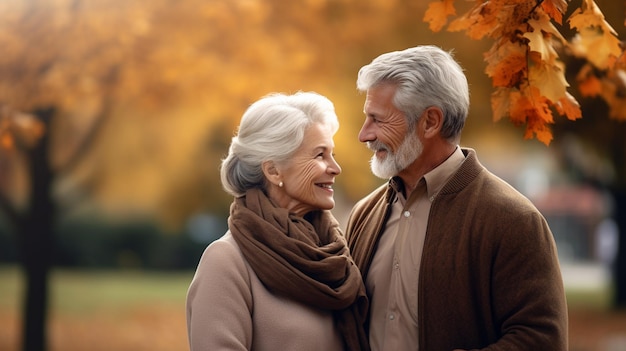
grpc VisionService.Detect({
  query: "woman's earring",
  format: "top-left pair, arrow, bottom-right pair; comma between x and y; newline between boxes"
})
278,181 -> 283,187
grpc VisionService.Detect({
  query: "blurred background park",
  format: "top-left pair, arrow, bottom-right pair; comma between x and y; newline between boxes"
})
0,0 -> 625,350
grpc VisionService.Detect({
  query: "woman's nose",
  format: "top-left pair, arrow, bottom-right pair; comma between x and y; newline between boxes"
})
328,157 -> 341,175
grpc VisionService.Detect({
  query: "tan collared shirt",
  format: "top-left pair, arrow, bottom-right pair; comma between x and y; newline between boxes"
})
366,147 -> 465,351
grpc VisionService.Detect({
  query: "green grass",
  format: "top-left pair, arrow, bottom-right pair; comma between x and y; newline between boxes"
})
566,285 -> 614,310
1,264 -> 614,313
0,264 -> 620,351
0,266 -> 21,309
0,265 -> 194,315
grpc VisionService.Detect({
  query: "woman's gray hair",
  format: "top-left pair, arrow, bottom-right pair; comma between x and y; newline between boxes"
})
220,91 -> 338,197
357,45 -> 469,141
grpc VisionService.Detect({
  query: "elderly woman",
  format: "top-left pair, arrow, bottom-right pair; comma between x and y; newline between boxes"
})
186,92 -> 369,351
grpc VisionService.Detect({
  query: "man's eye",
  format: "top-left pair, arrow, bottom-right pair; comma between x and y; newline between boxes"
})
372,117 -> 380,123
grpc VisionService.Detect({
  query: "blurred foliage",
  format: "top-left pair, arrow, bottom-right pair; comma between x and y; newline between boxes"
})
0,0 -> 460,231
0,214 -> 213,269
0,0 -> 623,233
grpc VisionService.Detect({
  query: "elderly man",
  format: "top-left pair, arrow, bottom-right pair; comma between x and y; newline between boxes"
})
346,45 -> 568,351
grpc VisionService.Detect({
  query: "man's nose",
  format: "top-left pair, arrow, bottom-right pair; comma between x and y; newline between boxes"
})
358,118 -> 375,143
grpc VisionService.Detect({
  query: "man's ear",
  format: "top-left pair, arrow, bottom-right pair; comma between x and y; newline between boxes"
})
262,160 -> 282,187
421,107 -> 444,138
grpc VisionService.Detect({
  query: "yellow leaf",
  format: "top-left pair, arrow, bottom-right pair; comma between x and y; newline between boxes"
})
423,0 -> 456,32
568,0 -> 617,36
568,0 -> 621,70
524,27 -> 554,62
528,60 -> 569,102
571,28 -> 622,69
527,16 -> 567,46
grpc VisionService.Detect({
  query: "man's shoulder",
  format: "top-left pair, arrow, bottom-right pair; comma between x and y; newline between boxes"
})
354,182 -> 389,208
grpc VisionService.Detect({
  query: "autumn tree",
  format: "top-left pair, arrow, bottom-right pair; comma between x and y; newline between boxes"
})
0,1 -> 430,350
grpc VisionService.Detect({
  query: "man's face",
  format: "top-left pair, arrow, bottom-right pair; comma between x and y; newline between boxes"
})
359,83 -> 422,179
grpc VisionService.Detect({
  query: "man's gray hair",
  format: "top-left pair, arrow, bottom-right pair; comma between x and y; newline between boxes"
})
357,45 -> 469,140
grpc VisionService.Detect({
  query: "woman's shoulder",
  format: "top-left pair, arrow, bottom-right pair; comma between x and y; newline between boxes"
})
188,231 -> 254,302
198,231 -> 245,268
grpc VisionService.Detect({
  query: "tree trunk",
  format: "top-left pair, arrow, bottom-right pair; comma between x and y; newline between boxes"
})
18,108 -> 55,351
613,189 -> 626,308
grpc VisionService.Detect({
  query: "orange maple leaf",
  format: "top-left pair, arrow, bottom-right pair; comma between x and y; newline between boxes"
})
524,115 -> 554,145
446,8 -> 475,33
600,70 -> 626,121
554,93 -> 583,121
484,41 -> 527,87
510,85 -> 555,145
541,0 -> 568,24
509,91 -> 530,126
491,87 -> 513,122
424,0 -> 456,32
527,85 -> 555,124
448,2 -> 496,40
577,68 -> 603,97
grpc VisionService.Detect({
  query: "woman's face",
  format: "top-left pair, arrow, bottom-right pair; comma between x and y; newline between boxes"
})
273,122 -> 341,217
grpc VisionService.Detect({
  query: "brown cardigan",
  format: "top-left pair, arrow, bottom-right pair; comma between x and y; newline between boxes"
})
346,148 -> 568,351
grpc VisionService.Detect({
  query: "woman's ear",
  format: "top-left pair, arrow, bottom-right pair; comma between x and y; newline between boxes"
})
262,160 -> 282,187
421,107 -> 444,138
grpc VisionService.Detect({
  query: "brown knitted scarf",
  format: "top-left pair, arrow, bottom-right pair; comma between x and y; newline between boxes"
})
229,188 -> 370,351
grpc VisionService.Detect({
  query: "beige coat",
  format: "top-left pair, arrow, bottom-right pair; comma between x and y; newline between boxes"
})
186,231 -> 344,351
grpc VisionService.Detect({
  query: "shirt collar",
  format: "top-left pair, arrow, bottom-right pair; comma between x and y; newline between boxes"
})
423,146 -> 465,201
389,146 -> 465,201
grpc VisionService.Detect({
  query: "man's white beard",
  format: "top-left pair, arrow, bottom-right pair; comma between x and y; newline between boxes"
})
369,130 -> 422,179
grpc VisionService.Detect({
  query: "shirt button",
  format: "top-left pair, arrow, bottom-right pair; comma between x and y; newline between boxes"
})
389,314 -> 395,320
394,263 -> 399,269
403,210 -> 411,218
